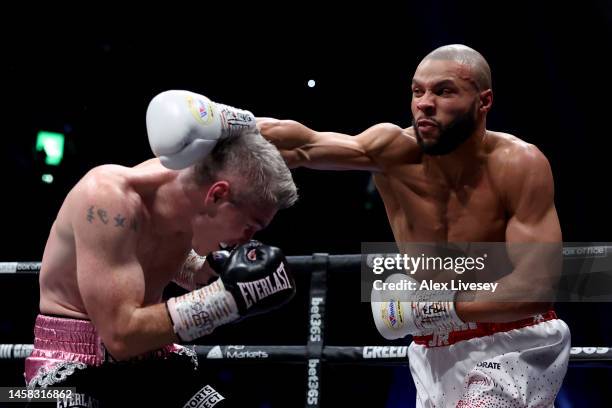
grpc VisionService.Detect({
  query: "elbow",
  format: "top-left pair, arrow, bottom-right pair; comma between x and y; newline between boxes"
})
456,300 -> 553,323
103,337 -> 132,361
102,331 -> 137,361
496,301 -> 553,322
519,301 -> 553,316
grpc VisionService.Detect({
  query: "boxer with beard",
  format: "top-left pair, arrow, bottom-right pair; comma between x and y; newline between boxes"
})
257,44 -> 570,407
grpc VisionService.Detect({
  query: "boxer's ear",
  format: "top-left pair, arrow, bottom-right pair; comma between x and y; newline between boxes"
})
479,89 -> 493,113
204,181 -> 230,205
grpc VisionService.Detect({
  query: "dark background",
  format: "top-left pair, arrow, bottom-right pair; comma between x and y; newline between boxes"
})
1,2 -> 611,406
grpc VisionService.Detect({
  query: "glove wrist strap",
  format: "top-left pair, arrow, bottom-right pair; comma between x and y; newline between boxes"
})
167,279 -> 239,341
216,103 -> 256,138
410,290 -> 464,333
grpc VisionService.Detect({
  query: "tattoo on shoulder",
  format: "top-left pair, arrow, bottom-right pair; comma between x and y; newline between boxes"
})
87,206 -> 95,223
86,205 -> 139,232
97,209 -> 109,224
114,214 -> 126,228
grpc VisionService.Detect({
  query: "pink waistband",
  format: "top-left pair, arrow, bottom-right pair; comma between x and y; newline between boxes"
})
33,315 -> 104,358
25,314 -> 184,385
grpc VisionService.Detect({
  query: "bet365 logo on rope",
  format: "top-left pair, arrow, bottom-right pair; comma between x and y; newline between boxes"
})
309,297 -> 324,342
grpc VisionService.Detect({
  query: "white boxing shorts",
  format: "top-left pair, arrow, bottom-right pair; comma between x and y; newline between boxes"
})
408,311 -> 570,407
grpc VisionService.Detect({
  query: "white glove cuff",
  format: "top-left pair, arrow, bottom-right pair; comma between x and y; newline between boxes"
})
371,274 -> 464,339
167,279 -> 239,341
411,291 -> 464,333
215,102 -> 256,138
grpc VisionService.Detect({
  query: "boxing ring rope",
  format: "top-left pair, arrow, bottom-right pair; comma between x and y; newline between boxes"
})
1,250 -> 612,407
2,344 -> 611,364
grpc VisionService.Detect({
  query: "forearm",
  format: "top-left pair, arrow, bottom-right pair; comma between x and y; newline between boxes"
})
455,267 -> 556,322
455,239 -> 560,323
107,303 -> 178,361
110,276 -> 236,360
257,119 -> 315,168
257,118 -> 370,169
455,298 -> 552,323
257,118 -> 314,150
372,271 -> 555,341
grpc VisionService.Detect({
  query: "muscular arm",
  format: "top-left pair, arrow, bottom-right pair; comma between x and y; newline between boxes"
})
74,178 -> 177,360
257,118 -> 408,171
456,145 -> 562,322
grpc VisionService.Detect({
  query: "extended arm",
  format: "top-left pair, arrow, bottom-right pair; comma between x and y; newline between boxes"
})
257,118 -> 407,171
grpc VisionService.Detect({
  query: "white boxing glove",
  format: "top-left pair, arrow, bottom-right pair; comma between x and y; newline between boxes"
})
371,273 -> 464,340
146,90 -> 256,170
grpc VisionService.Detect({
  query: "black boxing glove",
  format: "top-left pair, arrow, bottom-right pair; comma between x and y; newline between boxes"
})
214,240 -> 295,316
166,241 -> 295,341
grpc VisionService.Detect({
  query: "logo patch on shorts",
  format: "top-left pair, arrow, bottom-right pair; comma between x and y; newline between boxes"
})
476,361 -> 501,370
183,384 -> 225,408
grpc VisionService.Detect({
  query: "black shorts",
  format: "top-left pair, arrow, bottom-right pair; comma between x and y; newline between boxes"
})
27,354 -> 233,408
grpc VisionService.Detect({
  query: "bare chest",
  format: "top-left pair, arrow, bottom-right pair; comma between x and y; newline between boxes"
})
376,167 -> 507,242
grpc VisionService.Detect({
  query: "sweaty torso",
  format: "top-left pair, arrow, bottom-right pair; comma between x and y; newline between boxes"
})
374,129 -> 514,244
39,162 -> 191,319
